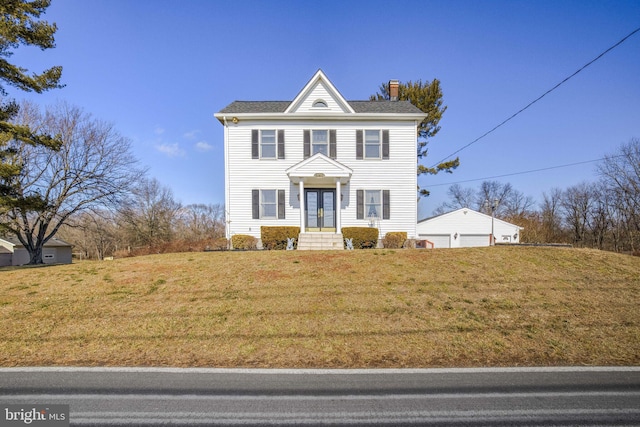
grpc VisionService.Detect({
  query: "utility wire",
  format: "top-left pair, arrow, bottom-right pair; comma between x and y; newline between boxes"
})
426,155 -> 623,188
431,26 -> 640,168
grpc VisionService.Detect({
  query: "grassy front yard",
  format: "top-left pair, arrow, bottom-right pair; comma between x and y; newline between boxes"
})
1,247 -> 638,367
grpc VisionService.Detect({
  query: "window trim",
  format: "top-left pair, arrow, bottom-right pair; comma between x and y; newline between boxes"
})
260,130 -> 276,159
356,129 -> 389,160
252,189 -> 286,220
312,99 -> 328,108
311,129 -> 329,156
252,129 -> 285,160
260,189 -> 277,219
356,189 -> 390,220
364,130 -> 382,159
304,129 -> 336,159
365,189 -> 382,218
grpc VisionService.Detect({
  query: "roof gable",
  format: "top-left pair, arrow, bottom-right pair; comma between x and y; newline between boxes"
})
286,153 -> 353,184
284,70 -> 355,114
419,208 -> 523,229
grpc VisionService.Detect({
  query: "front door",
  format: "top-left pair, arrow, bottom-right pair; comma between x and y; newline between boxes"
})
305,189 -> 336,232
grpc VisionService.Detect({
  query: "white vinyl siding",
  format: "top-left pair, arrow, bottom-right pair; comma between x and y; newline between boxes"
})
292,81 -> 350,113
224,121 -> 418,239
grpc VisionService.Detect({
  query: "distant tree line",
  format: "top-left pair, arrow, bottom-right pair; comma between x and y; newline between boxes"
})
434,138 -> 640,254
58,177 -> 226,260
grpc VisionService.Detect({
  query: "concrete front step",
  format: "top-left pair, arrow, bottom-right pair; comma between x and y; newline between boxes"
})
297,233 -> 344,250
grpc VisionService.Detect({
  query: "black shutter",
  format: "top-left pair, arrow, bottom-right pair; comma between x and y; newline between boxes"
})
356,190 -> 364,220
278,189 -> 285,219
252,189 -> 260,219
382,130 -> 389,159
356,130 -> 363,160
252,130 -> 259,159
383,190 -> 390,220
329,129 -> 337,159
303,130 -> 310,159
277,130 -> 285,159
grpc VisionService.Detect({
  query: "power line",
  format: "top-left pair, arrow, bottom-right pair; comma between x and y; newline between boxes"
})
431,26 -> 640,168
425,155 -> 623,188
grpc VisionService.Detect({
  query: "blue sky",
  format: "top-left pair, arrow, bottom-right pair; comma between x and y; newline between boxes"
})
10,0 -> 640,217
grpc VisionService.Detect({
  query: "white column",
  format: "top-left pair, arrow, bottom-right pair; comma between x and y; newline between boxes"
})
299,180 -> 305,234
335,180 -> 341,234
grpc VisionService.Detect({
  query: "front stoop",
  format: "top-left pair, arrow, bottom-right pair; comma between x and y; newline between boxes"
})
297,233 -> 344,250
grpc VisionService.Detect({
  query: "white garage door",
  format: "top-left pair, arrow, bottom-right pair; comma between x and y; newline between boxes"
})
459,234 -> 489,247
419,234 -> 451,248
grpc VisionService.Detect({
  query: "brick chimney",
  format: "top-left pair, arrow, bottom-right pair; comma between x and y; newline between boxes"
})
389,80 -> 399,101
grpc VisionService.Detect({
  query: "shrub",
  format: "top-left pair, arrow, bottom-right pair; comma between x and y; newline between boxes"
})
383,232 -> 407,249
261,226 -> 300,250
342,227 -> 378,249
207,238 -> 229,251
231,234 -> 258,250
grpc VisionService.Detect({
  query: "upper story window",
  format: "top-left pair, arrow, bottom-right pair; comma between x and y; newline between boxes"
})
356,129 -> 389,160
252,129 -> 284,159
365,130 -> 381,159
313,99 -> 328,108
304,129 -> 336,159
260,130 -> 276,158
312,130 -> 328,156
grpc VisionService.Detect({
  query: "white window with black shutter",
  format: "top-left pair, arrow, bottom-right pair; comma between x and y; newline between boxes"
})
356,130 -> 389,160
252,130 -> 285,159
304,129 -> 336,159
252,189 -> 286,219
356,189 -> 390,220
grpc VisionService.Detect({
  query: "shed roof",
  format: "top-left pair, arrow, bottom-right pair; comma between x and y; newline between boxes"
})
0,236 -> 73,248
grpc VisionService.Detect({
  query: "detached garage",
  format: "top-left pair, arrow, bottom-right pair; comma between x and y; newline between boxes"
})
0,236 -> 73,266
0,245 -> 11,267
417,208 -> 523,248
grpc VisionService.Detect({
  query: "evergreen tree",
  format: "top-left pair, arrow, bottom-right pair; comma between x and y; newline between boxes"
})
1,0 -> 63,215
371,79 -> 459,196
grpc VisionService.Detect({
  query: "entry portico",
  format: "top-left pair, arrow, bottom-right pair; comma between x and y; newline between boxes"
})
286,153 -> 352,234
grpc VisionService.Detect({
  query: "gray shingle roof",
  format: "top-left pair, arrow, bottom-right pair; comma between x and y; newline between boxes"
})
218,101 -> 290,114
217,100 -> 423,115
0,236 -> 72,247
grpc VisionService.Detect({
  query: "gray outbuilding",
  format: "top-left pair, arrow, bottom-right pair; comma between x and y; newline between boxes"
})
417,208 -> 523,248
0,236 -> 73,266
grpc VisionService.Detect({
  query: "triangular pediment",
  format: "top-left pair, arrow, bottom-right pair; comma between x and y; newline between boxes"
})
286,153 -> 353,183
284,70 -> 355,114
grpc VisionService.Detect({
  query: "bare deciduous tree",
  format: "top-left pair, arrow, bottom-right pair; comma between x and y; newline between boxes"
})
118,177 -> 182,248
561,183 -> 595,247
598,138 -> 640,251
540,188 -> 565,243
1,102 -> 142,264
175,203 -> 225,242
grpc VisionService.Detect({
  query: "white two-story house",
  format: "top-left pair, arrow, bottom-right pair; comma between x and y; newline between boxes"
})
214,70 -> 426,249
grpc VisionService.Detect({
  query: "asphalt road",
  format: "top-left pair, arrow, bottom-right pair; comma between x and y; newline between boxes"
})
1,367 -> 639,426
